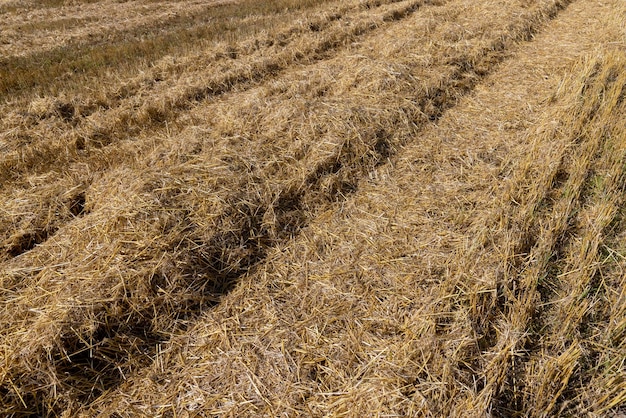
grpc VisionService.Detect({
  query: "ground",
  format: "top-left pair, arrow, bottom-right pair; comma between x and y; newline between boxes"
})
0,0 -> 625,416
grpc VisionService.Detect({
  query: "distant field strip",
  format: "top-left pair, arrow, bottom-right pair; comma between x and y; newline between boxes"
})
0,0 -> 232,57
0,0 -> 426,187
0,0 -> 339,99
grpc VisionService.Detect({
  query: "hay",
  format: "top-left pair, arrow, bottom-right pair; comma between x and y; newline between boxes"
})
0,0 -> 625,416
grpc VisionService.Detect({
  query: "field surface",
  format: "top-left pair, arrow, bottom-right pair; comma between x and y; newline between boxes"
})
0,0 -> 625,416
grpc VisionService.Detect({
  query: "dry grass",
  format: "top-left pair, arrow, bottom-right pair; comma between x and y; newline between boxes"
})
0,0 -> 625,416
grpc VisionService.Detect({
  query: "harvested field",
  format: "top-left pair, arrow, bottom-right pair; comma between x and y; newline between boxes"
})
0,0 -> 625,416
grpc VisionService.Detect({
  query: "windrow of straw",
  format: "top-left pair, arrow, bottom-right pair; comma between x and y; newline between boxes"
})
68,0 -> 624,416
0,0 -> 430,265
0,0 -> 408,268
1,0 -> 578,288
0,0 -> 578,262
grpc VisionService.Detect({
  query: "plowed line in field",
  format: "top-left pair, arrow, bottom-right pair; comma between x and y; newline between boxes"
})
1,0 -> 573,302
